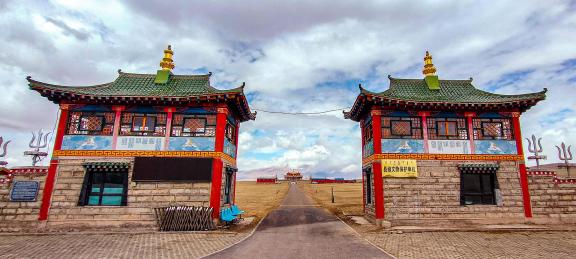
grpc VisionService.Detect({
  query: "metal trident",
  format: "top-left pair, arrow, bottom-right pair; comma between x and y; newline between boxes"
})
556,142 -> 573,177
526,134 -> 546,168
24,129 -> 51,166
0,136 -> 11,166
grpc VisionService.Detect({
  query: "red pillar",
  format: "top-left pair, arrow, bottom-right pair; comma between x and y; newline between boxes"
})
111,106 -> 124,150
418,111 -> 430,153
360,119 -> 366,212
465,112 -> 476,154
512,112 -> 532,218
371,109 -> 385,222
210,107 -> 227,218
163,107 -> 174,150
39,105 -> 69,221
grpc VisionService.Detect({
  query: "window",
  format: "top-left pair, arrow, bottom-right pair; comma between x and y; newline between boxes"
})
79,171 -> 128,206
365,169 -> 372,204
363,121 -> 373,144
67,111 -> 115,135
224,169 -> 234,204
225,121 -> 236,142
382,117 -> 422,139
437,121 -> 458,136
184,118 -> 207,133
120,113 -> 167,136
132,116 -> 156,132
427,117 -> 468,140
460,172 -> 496,205
473,118 -> 514,140
171,114 -> 216,137
79,116 -> 104,131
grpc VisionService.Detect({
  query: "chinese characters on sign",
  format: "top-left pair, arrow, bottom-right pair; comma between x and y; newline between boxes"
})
381,159 -> 418,178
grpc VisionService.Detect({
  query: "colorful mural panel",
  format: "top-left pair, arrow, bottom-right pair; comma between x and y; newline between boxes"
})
61,135 -> 113,150
429,140 -> 471,154
168,137 -> 215,151
381,139 -> 425,154
474,140 -> 517,155
224,139 -> 236,158
117,136 -> 164,151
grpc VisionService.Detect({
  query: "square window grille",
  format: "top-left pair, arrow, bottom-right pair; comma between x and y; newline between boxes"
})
79,116 -> 104,131
482,122 -> 503,137
391,120 -> 412,136
183,118 -> 206,133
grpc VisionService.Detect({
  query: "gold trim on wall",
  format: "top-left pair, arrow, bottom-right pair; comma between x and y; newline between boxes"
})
52,150 -> 237,166
362,153 -> 523,165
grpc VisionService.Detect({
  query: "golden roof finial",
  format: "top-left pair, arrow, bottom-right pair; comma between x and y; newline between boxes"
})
422,51 -> 437,76
160,45 -> 175,71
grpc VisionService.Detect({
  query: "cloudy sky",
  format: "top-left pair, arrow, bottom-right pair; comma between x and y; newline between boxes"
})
1,0 -> 575,179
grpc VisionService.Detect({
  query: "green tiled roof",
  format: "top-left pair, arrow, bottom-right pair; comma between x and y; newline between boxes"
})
364,76 -> 547,103
28,70 -> 256,122
28,71 -> 242,97
344,75 -> 547,121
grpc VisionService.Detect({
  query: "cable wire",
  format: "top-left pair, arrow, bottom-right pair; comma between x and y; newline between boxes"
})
253,107 -> 351,115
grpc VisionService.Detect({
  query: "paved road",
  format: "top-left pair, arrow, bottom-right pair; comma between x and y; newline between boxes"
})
206,184 -> 391,259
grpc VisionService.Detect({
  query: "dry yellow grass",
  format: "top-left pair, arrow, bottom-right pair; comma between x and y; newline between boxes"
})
301,182 -> 364,216
234,181 -> 289,221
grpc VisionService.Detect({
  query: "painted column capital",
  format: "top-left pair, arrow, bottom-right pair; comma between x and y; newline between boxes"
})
217,107 -> 229,115
417,111 -> 431,117
464,112 -> 476,117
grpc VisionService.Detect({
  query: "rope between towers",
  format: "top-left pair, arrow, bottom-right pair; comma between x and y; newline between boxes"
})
252,107 -> 351,115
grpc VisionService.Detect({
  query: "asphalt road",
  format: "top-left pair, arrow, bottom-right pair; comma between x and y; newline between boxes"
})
205,184 -> 392,259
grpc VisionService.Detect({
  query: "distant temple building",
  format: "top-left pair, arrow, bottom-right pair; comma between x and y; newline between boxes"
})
23,46 -> 255,228
344,52 -> 549,226
285,170 -> 303,181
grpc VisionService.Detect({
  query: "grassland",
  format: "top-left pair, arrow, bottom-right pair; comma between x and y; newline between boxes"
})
233,181 -> 289,229
301,182 -> 364,216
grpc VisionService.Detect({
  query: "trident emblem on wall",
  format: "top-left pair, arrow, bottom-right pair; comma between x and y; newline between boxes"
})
0,136 -> 11,166
556,142 -> 573,177
526,134 -> 546,168
24,129 -> 51,166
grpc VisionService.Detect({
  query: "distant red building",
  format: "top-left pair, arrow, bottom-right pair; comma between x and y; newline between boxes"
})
257,177 -> 277,183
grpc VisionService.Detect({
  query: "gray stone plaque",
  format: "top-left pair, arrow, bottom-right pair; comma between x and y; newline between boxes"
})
10,180 -> 40,202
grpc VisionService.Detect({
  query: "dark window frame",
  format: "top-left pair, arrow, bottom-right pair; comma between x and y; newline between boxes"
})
78,170 -> 128,206
436,121 -> 458,137
171,113 -> 217,137
120,112 -> 167,136
225,120 -> 236,143
390,120 -> 413,136
131,116 -> 157,133
381,116 -> 423,139
66,111 -> 115,136
78,115 -> 105,132
224,169 -> 235,204
427,117 -> 468,140
460,172 -> 496,206
363,122 -> 373,145
365,169 -> 372,205
183,117 -> 207,134
473,118 -> 514,140
481,121 -> 504,138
